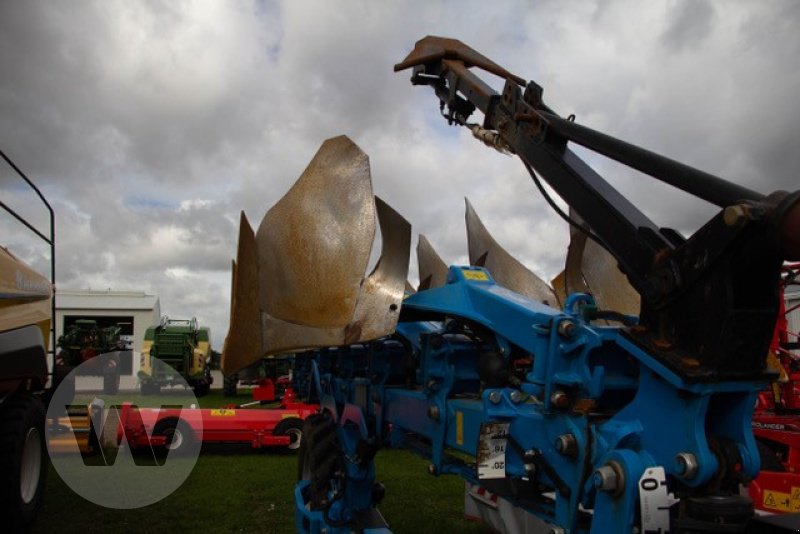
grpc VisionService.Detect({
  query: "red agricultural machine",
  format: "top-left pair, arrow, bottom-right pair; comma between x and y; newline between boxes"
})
750,263 -> 800,513
117,385 -> 317,454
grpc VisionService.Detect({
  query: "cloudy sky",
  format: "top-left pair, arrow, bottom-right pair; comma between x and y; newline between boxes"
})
2,0 -> 798,348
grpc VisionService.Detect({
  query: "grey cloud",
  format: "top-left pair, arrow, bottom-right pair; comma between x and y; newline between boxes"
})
2,0 -> 799,347
660,0 -> 715,53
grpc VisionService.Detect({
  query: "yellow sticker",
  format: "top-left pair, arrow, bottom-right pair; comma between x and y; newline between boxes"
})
791,487 -> 800,512
462,270 -> 489,281
210,409 -> 235,416
763,489 -> 791,512
281,413 -> 299,419
456,411 -> 464,446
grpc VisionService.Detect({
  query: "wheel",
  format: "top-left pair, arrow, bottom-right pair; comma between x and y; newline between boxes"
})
273,417 -> 304,452
297,412 -> 344,509
192,382 -> 210,398
0,394 -> 47,532
103,363 -> 120,395
153,418 -> 193,455
141,381 -> 161,396
223,373 -> 238,397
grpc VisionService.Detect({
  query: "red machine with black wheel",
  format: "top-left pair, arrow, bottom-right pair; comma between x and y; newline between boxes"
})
117,386 -> 319,453
751,263 -> 800,513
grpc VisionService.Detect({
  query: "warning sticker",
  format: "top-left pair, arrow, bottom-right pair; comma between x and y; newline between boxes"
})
462,269 -> 490,281
763,489 -> 792,512
477,422 -> 509,480
792,487 -> 800,512
210,409 -> 235,416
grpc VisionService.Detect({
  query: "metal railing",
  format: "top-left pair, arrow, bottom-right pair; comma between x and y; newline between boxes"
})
0,149 -> 56,383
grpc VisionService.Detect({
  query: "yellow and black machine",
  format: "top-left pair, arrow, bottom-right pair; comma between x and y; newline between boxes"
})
0,149 -> 54,531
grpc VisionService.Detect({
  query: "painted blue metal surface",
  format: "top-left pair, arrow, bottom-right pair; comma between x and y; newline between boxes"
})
295,266 -> 769,533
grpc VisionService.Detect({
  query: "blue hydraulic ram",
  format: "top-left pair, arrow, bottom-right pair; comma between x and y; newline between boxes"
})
226,37 -> 800,533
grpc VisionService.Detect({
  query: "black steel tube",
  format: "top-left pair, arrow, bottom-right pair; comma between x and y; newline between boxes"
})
1,149 -> 57,379
0,151 -> 55,218
0,201 -> 52,244
539,111 -> 764,206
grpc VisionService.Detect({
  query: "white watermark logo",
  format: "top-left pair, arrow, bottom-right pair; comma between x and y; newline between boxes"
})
46,354 -> 203,509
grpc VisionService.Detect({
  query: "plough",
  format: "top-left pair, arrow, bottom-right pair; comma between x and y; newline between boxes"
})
222,37 -> 800,533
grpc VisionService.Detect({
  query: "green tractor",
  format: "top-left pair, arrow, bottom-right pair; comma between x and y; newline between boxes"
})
138,317 -> 213,397
55,319 -> 130,395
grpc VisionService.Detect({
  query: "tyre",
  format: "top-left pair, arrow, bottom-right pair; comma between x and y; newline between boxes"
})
153,418 -> 193,456
192,382 -> 210,398
0,394 -> 47,532
223,373 -> 238,397
141,381 -> 161,396
273,417 -> 304,452
297,412 -> 344,509
103,364 -> 120,395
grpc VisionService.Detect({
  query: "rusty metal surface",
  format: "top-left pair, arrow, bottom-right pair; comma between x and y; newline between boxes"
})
550,269 -> 568,308
394,35 -> 525,86
256,135 -> 376,327
417,234 -> 449,290
465,199 -> 558,307
261,196 -> 411,356
221,212 -> 263,375
565,209 -> 640,316
222,136 -> 411,367
349,197 -> 411,342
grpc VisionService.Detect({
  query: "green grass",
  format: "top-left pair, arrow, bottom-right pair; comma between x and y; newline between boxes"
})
40,390 -> 490,532
34,444 -> 490,533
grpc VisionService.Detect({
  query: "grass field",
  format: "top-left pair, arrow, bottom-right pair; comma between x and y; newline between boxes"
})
36,390 -> 491,533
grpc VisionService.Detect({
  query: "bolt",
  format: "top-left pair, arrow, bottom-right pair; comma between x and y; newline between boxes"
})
723,204 -> 749,227
509,390 -> 522,404
488,391 -> 502,404
523,449 -> 538,475
426,379 -> 439,392
557,320 -> 576,338
554,433 -> 577,457
427,405 -> 440,421
675,452 -> 699,479
550,390 -> 570,409
593,464 -> 619,493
